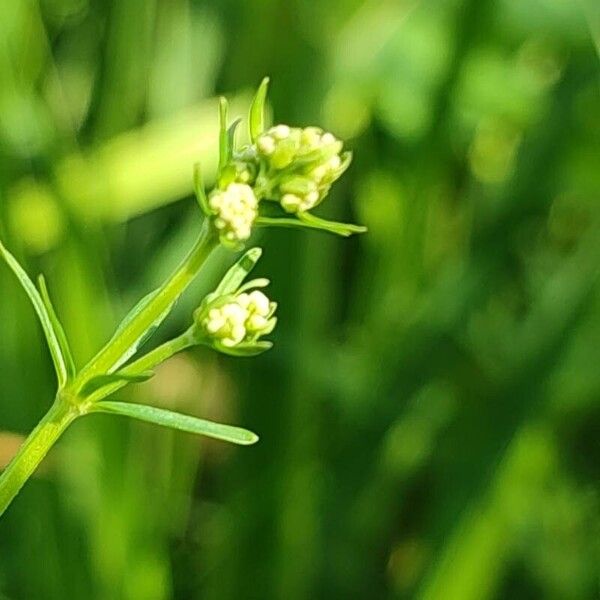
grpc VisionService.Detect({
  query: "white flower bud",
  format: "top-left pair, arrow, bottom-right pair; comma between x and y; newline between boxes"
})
328,155 -> 342,170
281,193 -> 302,213
201,289 -> 276,348
272,124 -> 291,139
209,183 -> 258,244
321,132 -> 336,145
247,290 -> 271,315
257,135 -> 276,155
254,124 -> 348,215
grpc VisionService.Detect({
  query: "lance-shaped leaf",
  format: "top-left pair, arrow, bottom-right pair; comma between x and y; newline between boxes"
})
92,401 -> 259,445
94,287 -> 175,376
38,275 -> 76,381
255,214 -> 367,237
213,247 -> 262,297
79,370 -> 154,398
249,76 -> 270,142
228,118 -> 242,155
0,239 -> 70,388
193,162 -> 210,216
218,97 -> 230,173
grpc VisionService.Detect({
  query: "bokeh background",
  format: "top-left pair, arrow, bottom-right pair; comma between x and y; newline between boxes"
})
0,0 -> 599,598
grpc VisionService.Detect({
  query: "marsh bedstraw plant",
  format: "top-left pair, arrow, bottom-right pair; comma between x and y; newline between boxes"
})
0,78 -> 365,517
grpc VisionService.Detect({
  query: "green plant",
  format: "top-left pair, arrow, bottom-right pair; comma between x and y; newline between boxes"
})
0,78 -> 365,517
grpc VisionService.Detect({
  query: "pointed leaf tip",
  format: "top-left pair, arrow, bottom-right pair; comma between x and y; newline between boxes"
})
218,97 -> 230,172
93,401 -> 260,445
249,77 -> 270,142
214,247 -> 264,296
193,163 -> 210,216
0,239 -> 70,388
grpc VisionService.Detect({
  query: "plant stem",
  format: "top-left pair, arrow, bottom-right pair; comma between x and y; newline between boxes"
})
86,329 -> 197,403
76,219 -> 218,384
0,398 -> 78,517
0,222 -> 217,517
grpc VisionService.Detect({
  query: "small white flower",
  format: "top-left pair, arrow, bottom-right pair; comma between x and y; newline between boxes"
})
209,183 -> 258,244
202,290 -> 276,348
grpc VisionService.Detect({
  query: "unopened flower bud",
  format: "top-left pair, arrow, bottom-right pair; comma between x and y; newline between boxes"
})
200,290 -> 276,349
255,125 -> 348,214
208,183 -> 258,246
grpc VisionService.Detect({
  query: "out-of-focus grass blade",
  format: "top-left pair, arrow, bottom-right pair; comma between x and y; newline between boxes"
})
92,401 -> 259,445
9,94 -> 250,237
249,76 -> 270,142
0,239 -> 69,388
37,275 -> 76,381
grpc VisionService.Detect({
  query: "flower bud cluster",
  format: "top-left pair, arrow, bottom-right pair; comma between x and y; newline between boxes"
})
202,290 -> 276,348
208,183 -> 258,245
256,125 -> 347,214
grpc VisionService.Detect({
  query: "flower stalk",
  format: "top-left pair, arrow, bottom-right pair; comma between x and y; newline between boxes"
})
0,76 -> 365,517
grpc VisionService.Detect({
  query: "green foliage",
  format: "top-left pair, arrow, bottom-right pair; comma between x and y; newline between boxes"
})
0,1 -> 598,599
249,76 -> 270,141
92,402 -> 258,446
0,240 -> 71,389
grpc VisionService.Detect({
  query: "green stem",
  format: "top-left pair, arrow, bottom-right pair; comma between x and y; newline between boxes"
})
76,220 -> 218,384
0,398 -> 78,517
86,329 -> 197,403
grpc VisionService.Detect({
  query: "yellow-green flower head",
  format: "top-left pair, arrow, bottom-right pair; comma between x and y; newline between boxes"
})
208,183 -> 258,245
257,125 -> 343,171
255,125 -> 350,214
203,290 -> 276,348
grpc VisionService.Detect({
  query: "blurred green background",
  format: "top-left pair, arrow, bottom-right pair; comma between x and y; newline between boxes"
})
0,0 -> 599,598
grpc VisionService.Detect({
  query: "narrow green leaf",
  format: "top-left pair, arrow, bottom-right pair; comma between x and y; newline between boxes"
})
80,371 -> 154,398
102,288 -> 174,372
236,278 -> 270,293
193,162 -> 210,216
93,401 -> 259,445
218,96 -> 229,172
0,239 -> 69,387
249,76 -> 270,142
214,247 -> 262,296
256,215 -> 367,237
37,275 -> 76,380
228,118 -> 242,155
298,212 -> 367,236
